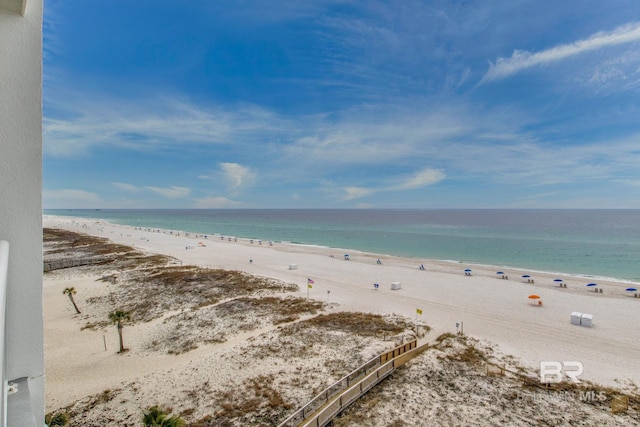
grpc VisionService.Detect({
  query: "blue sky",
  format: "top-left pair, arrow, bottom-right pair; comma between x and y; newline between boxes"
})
43,0 -> 640,209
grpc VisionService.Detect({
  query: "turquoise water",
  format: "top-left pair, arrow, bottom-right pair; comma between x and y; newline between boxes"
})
44,209 -> 640,283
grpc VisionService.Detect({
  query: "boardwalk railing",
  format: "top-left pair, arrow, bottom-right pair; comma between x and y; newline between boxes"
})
43,257 -> 112,272
278,339 -> 419,427
0,241 -> 10,427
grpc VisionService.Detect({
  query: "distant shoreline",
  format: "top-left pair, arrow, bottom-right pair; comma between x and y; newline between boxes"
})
43,212 -> 640,286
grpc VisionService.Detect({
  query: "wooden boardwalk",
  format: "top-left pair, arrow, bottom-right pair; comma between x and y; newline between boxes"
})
279,339 -> 429,427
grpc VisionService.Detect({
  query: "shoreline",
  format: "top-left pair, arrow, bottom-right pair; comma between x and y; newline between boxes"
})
44,209 -> 640,284
45,214 -> 640,287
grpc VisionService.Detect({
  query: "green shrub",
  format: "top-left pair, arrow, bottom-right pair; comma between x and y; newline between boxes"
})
143,406 -> 185,427
45,412 -> 68,426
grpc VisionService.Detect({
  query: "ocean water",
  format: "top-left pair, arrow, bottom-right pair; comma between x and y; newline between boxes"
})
44,209 -> 640,283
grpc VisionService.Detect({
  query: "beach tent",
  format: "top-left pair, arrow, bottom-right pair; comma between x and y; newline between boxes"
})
391,281 -> 401,290
528,294 -> 541,306
580,313 -> 593,327
571,312 -> 582,325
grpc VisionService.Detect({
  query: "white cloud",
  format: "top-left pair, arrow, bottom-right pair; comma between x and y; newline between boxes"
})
220,163 -> 256,189
193,196 -> 243,208
481,21 -> 640,83
145,186 -> 191,199
113,182 -> 140,192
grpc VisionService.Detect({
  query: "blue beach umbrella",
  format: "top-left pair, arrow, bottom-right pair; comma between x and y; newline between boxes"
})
522,275 -> 531,278
496,271 -> 504,275
554,279 -> 563,282
586,283 -> 598,287
464,269 -> 472,272
626,287 -> 637,292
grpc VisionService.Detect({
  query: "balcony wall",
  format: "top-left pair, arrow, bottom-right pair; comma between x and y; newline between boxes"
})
0,0 -> 45,425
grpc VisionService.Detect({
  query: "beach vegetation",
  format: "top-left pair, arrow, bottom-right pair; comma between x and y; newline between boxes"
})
63,287 -> 81,314
44,228 -> 173,273
104,266 -> 298,323
304,312 -> 410,337
148,296 -> 324,354
194,374 -> 292,426
45,412 -> 69,426
108,309 -> 131,353
44,228 -> 135,257
435,332 -> 457,342
142,406 -> 185,427
80,321 -> 101,331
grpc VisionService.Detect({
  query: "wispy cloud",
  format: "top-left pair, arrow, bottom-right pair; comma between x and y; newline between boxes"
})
481,21 -> 640,83
338,168 -> 446,201
145,186 -> 191,199
391,169 -> 446,190
43,96 -> 287,157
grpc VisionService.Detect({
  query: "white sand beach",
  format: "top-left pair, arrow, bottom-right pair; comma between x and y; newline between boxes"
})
43,215 -> 640,425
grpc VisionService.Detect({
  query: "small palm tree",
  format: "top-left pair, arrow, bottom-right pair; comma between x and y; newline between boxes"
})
142,406 -> 185,427
63,287 -> 81,314
108,310 -> 131,353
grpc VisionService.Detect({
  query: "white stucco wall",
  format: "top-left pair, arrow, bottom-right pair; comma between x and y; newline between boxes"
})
0,0 -> 45,425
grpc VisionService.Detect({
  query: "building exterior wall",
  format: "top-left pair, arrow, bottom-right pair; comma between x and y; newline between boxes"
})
0,0 -> 45,424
